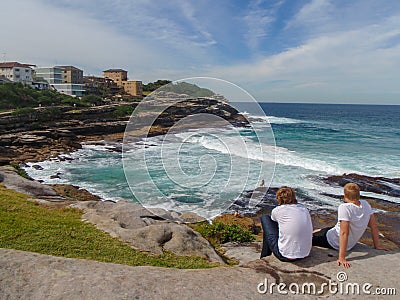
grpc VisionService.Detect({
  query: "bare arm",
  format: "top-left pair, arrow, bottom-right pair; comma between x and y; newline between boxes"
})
368,214 -> 389,251
337,220 -> 351,268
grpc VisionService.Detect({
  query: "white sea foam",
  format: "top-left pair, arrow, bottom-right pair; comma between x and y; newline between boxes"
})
242,112 -> 305,125
186,131 -> 350,175
23,116 -> 399,218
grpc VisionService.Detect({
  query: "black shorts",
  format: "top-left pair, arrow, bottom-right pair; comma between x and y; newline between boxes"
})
312,227 -> 335,249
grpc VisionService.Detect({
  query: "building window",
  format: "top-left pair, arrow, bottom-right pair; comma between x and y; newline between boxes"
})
15,68 -> 20,72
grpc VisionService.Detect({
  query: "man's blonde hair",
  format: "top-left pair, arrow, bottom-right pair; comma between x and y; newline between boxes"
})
276,186 -> 297,205
344,183 -> 360,201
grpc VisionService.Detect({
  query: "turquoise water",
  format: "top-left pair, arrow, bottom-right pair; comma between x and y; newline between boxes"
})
25,103 -> 400,218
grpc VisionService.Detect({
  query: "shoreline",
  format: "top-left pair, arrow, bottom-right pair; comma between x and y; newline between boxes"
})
19,140 -> 400,250
1,99 -> 399,251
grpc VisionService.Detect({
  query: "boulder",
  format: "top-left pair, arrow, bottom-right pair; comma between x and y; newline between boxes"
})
323,173 -> 400,197
50,184 -> 101,202
72,200 -> 224,263
0,166 -> 58,197
180,211 -> 207,223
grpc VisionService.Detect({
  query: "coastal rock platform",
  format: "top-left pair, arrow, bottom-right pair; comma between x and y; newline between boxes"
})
72,200 -> 223,263
1,244 -> 399,299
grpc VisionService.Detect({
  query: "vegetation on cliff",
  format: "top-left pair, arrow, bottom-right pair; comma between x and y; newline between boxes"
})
0,83 -> 72,109
0,184 -> 217,269
161,82 -> 215,98
143,79 -> 172,92
0,82 -> 109,109
191,221 -> 255,246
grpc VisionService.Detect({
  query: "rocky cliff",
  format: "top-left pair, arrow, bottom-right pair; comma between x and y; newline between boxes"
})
0,96 -> 247,165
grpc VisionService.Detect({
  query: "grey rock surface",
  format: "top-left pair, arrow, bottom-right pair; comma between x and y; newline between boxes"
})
224,242 -> 400,299
0,248 -> 276,300
0,165 -> 58,197
72,200 -> 224,263
1,246 -> 399,299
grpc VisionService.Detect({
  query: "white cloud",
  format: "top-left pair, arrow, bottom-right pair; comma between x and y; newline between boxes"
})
207,16 -> 400,103
243,0 -> 283,51
173,0 -> 217,47
1,0 -> 399,104
0,1 -> 161,79
0,0 -> 216,81
286,0 -> 333,30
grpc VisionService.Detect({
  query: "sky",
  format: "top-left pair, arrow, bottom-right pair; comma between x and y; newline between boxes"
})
1,0 -> 400,104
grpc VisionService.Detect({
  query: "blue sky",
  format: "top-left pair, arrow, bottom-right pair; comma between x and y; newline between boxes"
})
1,0 -> 400,104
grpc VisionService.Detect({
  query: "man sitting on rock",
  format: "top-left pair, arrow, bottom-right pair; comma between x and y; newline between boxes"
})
312,183 -> 389,268
260,186 -> 313,262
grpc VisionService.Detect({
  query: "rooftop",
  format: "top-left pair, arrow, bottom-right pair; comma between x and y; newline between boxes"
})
103,69 -> 127,73
55,65 -> 83,71
0,62 -> 36,69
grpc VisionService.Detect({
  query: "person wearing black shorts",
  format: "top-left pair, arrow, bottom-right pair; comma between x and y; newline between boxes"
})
312,227 -> 335,249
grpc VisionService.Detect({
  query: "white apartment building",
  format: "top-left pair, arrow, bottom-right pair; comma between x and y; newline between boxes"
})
34,66 -> 85,97
34,67 -> 63,84
0,62 -> 35,85
51,83 -> 85,97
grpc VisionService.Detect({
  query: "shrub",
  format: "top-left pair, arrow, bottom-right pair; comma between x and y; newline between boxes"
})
39,107 -> 62,121
113,105 -> 134,118
0,82 -> 77,109
193,221 -> 255,245
81,94 -> 104,105
11,107 -> 36,116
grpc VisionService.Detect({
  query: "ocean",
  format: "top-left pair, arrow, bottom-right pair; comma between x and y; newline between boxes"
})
24,103 -> 400,219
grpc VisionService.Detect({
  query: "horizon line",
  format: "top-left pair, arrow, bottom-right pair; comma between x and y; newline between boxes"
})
255,101 -> 400,106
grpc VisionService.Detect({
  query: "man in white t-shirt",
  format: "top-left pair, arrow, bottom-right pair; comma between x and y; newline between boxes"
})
313,183 -> 389,268
260,186 -> 313,261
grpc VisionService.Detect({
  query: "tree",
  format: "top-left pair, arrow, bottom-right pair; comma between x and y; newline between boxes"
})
81,94 -> 104,106
143,80 -> 172,92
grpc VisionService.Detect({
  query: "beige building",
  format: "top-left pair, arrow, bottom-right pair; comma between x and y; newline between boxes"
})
103,69 -> 127,86
103,68 -> 142,96
122,80 -> 143,96
56,65 -> 83,84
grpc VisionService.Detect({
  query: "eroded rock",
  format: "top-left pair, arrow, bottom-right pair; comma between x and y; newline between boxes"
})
72,200 -> 224,263
0,165 -> 58,197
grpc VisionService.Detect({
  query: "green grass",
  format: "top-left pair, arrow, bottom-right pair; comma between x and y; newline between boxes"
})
189,221 -> 255,266
191,221 -> 255,247
10,164 -> 32,180
0,184 -> 217,269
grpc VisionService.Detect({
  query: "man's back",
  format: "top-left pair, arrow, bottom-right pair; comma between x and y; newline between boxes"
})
327,199 -> 373,250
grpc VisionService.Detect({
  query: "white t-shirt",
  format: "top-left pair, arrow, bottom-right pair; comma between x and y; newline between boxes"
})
326,200 -> 373,251
271,204 -> 313,259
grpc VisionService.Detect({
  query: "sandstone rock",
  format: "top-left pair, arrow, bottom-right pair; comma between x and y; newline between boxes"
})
0,166 -> 58,197
180,211 -> 207,223
72,200 -> 224,263
1,244 -> 399,299
0,248 -> 273,300
323,173 -> 400,197
32,164 -> 44,170
50,184 -> 101,201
